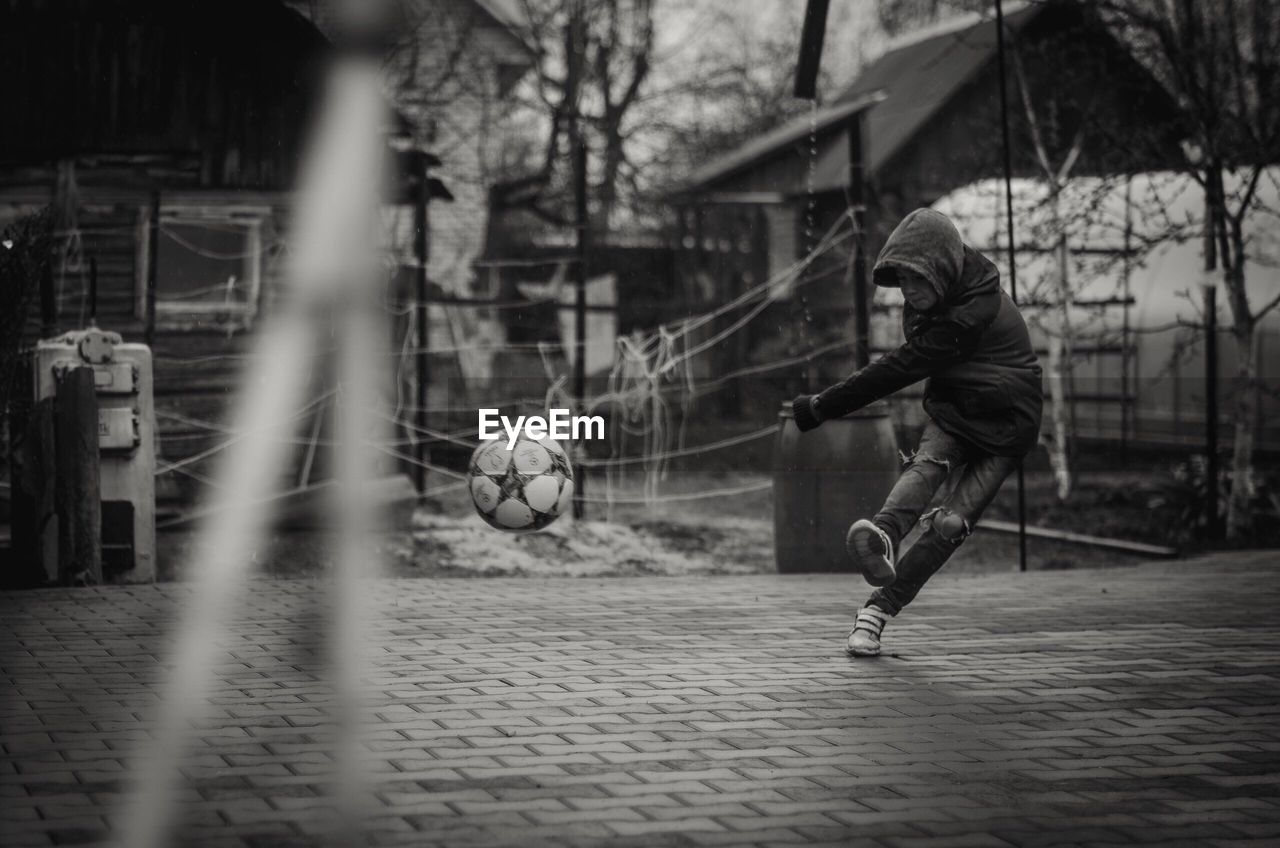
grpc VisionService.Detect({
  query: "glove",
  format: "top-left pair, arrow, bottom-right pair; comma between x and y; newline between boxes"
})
790,395 -> 824,432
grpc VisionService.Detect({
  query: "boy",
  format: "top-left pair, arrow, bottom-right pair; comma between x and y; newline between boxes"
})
790,208 -> 1042,657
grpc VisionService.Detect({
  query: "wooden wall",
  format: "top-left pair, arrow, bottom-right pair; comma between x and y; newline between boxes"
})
1,0 -> 331,507
1,0 -> 327,188
2,176 -> 291,507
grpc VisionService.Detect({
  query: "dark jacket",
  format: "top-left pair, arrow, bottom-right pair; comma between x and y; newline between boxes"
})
801,209 -> 1043,457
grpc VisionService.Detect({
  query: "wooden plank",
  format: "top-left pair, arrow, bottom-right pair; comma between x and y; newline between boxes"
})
978,518 -> 1179,558
149,330 -> 257,358
154,396 -> 237,428
153,374 -> 239,395
55,367 -> 102,586
8,398 -> 59,587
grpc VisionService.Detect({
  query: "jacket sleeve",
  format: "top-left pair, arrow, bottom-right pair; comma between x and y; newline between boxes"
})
814,286 -> 1000,419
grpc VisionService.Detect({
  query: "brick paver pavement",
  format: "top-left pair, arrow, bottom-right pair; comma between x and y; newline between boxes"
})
3,553 -> 1279,847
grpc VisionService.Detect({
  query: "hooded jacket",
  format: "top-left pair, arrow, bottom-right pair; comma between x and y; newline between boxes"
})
811,208 -> 1043,456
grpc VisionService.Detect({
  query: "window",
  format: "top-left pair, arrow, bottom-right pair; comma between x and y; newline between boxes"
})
765,204 -> 799,299
138,206 -> 271,327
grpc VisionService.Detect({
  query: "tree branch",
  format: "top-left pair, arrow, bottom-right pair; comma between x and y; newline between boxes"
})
1010,46 -> 1056,180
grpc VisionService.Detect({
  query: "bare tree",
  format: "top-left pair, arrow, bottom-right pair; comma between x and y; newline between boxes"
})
1010,47 -> 1090,500
1096,0 -> 1280,539
502,0 -> 881,230
641,8 -> 841,184
510,0 -> 655,231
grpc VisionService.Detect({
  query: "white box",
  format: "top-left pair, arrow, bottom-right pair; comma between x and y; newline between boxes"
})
33,328 -> 156,583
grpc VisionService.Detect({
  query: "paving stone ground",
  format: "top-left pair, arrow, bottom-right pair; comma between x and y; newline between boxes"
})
3,552 -> 1280,847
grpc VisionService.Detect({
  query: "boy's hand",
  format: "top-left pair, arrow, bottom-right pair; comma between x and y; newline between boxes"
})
790,395 -> 825,432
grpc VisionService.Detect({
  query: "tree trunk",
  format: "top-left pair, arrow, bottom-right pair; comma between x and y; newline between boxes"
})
55,367 -> 101,586
1226,322 -> 1257,539
1045,332 -> 1072,501
1042,192 -> 1075,501
597,100 -> 635,234
1056,228 -> 1078,488
598,133 -> 623,233
1223,220 -> 1257,539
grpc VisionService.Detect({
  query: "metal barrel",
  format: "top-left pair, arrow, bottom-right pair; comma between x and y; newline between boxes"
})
773,400 -> 900,573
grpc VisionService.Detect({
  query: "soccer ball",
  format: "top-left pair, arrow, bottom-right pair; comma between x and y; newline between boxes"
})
467,435 -> 574,532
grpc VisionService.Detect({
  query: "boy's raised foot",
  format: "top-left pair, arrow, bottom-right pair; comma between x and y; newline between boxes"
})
847,519 -> 896,586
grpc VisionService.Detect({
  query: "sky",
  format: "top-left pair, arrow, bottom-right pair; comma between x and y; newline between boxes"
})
617,0 -> 891,203
493,0 -> 901,232
649,0 -> 888,101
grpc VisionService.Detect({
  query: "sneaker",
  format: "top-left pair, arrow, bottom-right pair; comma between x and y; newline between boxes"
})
846,519 -> 896,587
846,606 -> 891,657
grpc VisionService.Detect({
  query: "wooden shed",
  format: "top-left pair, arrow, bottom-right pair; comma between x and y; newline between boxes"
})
0,0 -> 447,507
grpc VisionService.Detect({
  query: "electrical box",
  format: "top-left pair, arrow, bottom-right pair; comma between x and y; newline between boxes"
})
32,328 -> 156,583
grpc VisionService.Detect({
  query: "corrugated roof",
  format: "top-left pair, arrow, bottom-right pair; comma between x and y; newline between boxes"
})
471,0 -> 535,59
679,91 -> 887,193
473,0 -> 523,31
283,0 -> 533,59
681,2 -> 1043,193
837,1 -> 1041,175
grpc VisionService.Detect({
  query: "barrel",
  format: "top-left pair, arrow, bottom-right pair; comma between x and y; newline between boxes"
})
773,400 -> 901,573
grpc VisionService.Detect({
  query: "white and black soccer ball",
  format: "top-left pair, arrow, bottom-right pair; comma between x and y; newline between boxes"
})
467,434 -> 574,532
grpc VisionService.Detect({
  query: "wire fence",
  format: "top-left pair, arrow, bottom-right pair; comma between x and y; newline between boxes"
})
12,181 -> 1280,531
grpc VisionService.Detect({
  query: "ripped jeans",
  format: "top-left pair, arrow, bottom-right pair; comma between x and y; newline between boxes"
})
867,419 -> 1018,616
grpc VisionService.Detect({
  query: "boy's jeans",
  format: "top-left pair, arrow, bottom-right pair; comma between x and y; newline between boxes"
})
867,419 -> 1018,616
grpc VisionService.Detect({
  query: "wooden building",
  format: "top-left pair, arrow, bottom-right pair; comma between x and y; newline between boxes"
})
1,0 -> 531,507
1,0 -> 340,506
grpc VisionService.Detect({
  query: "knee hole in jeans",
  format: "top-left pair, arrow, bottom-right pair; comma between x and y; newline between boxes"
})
921,507 -> 971,543
900,449 -> 952,472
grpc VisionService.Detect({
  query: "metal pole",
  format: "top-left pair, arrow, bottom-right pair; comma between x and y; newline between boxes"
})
145,189 -> 160,347
994,0 -> 1028,572
794,0 -> 832,100
848,112 -> 870,369
89,256 -> 98,327
1121,178 -> 1132,463
1204,283 -> 1220,540
414,153 -> 430,495
40,242 -> 56,337
572,138 -> 588,520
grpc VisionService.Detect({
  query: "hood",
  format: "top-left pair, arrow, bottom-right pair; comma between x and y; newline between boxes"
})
872,208 -> 965,300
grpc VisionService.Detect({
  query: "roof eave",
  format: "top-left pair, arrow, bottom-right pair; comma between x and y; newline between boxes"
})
673,90 -> 889,198
471,0 -> 538,66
